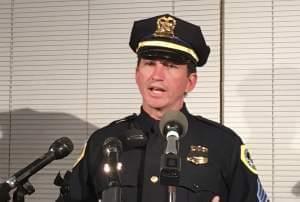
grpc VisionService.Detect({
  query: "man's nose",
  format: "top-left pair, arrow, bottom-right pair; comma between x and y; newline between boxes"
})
151,63 -> 165,80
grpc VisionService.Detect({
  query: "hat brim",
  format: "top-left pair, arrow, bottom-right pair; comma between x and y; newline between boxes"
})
137,47 -> 197,65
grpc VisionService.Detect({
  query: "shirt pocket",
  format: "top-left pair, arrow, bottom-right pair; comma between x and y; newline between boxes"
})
119,168 -> 140,202
177,164 -> 224,202
119,149 -> 142,202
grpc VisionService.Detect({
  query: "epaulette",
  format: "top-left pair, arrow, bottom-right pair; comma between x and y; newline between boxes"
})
108,113 -> 138,126
194,115 -> 222,126
194,115 -> 237,135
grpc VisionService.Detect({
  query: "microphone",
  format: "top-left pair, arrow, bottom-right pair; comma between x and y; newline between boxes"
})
159,110 -> 188,155
5,137 -> 73,190
102,137 -> 123,186
159,111 -> 188,186
102,137 -> 123,202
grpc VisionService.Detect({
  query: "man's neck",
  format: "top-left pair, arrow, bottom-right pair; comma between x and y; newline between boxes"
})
142,103 -> 184,120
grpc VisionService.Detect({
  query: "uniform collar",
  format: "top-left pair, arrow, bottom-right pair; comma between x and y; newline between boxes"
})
137,107 -> 160,136
136,103 -> 191,136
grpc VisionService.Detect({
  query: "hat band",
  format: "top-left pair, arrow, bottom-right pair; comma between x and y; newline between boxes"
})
137,40 -> 199,62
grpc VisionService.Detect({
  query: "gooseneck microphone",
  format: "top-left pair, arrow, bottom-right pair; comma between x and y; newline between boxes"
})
102,137 -> 123,202
159,111 -> 188,202
159,111 -> 188,156
103,137 -> 123,185
5,137 -> 74,190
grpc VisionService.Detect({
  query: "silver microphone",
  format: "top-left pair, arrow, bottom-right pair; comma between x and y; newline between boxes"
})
159,111 -> 188,187
159,110 -> 188,155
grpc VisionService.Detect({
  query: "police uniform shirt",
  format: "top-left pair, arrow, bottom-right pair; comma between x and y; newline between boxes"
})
66,104 -> 269,202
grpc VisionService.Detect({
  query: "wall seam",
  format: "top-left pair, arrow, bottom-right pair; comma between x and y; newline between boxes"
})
172,0 -> 175,15
271,0 -> 275,200
8,0 -> 14,177
86,0 -> 90,138
220,0 -> 224,124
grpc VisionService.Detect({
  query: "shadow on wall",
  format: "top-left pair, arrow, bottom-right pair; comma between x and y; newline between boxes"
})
292,182 -> 300,197
0,108 -> 98,201
234,68 -> 300,200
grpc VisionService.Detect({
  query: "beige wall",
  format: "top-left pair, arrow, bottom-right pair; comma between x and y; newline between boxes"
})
0,0 -> 299,201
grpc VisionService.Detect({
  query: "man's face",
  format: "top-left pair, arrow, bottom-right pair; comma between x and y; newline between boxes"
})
135,58 -> 197,115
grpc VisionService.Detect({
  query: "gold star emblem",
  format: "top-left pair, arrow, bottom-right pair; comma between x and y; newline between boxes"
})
154,15 -> 176,38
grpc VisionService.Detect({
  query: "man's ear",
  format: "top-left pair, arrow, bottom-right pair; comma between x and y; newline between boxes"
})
185,72 -> 197,93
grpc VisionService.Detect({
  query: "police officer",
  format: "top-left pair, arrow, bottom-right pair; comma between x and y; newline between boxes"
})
57,14 -> 269,202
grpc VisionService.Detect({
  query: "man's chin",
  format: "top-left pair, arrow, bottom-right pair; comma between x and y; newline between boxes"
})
144,101 -> 168,110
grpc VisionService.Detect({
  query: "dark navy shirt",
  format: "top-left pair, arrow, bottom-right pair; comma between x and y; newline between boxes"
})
64,104 -> 268,202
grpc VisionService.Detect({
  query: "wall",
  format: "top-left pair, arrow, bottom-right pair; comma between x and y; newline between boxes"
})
0,0 -> 299,201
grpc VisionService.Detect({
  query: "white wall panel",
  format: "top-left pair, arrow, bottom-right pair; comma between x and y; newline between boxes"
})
273,0 -> 300,201
10,0 -> 92,201
175,0 -> 221,121
88,0 -> 174,128
0,0 -> 11,181
223,0 -> 273,198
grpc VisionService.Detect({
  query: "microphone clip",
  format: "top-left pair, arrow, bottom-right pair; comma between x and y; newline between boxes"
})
12,180 -> 35,202
160,153 -> 181,186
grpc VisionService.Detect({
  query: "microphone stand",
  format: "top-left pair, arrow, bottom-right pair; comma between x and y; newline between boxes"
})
0,182 -> 11,202
102,186 -> 121,202
160,153 -> 181,202
0,179 -> 35,202
12,180 -> 35,202
102,168 -> 122,202
168,186 -> 176,202
102,139 -> 122,202
102,161 -> 122,202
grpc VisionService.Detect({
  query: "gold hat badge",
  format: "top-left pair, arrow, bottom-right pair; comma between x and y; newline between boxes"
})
187,145 -> 208,165
154,15 -> 176,38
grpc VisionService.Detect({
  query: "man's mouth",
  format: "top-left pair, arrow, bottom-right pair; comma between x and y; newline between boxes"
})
149,87 -> 166,93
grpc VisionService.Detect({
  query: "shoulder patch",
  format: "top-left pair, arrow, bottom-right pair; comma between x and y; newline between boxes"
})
240,145 -> 257,174
257,178 -> 269,202
73,143 -> 87,168
108,113 -> 138,126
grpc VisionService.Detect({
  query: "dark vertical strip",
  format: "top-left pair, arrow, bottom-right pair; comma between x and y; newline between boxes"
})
219,0 -> 224,124
86,0 -> 90,138
172,0 -> 175,15
8,0 -> 14,177
271,0 -> 274,200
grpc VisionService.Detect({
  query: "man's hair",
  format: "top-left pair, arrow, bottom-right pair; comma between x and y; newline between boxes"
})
136,57 -> 196,76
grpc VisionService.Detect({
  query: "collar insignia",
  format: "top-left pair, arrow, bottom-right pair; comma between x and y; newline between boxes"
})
186,145 -> 208,165
154,15 -> 176,38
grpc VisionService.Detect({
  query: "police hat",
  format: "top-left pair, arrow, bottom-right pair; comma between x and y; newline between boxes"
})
129,14 -> 210,67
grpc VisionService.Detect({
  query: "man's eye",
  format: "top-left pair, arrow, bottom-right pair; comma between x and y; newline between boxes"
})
144,61 -> 155,65
161,61 -> 178,68
166,63 -> 178,68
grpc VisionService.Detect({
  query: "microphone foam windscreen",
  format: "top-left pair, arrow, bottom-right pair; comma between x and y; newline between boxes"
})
159,111 -> 188,138
103,137 -> 123,153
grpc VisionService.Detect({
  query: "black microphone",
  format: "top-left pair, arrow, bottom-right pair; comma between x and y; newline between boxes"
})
159,111 -> 188,186
102,137 -> 123,186
102,137 -> 123,202
5,137 -> 73,190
